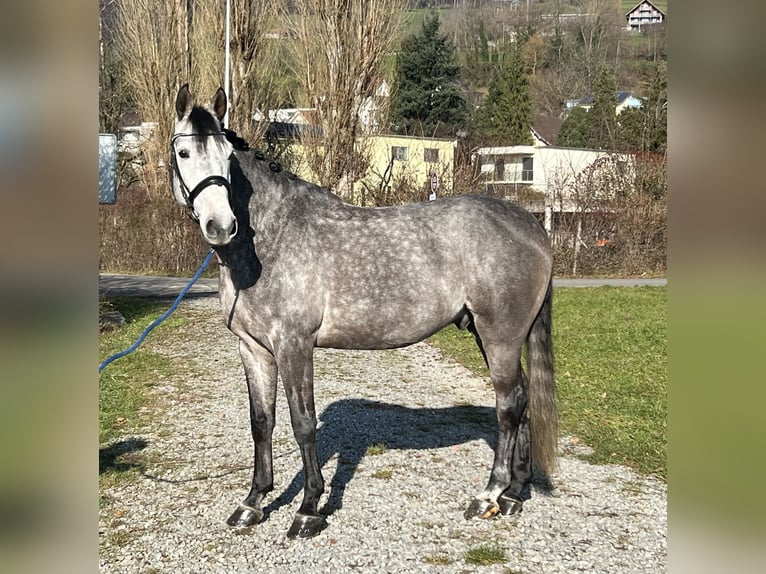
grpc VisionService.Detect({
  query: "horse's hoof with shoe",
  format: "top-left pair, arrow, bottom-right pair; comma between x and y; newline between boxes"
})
464,498 -> 500,520
287,512 -> 328,539
498,494 -> 524,515
226,504 -> 263,528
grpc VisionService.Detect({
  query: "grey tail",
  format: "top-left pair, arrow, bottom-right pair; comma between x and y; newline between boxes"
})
526,279 -> 558,475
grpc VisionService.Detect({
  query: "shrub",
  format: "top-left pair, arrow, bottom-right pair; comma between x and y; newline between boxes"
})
99,182 -> 213,275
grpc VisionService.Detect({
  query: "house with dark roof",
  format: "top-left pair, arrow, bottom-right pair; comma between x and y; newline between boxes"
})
625,1 -> 666,31
565,92 -> 643,116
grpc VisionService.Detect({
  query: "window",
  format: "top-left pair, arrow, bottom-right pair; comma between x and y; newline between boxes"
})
392,146 -> 408,161
521,157 -> 533,182
424,148 -> 439,163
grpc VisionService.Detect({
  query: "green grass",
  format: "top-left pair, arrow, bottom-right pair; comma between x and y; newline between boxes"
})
464,544 -> 507,566
428,287 -> 666,479
365,442 -> 389,456
99,299 -> 182,444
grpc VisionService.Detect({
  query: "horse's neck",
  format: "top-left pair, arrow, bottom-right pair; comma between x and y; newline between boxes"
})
221,154 -> 344,281
236,151 -> 342,226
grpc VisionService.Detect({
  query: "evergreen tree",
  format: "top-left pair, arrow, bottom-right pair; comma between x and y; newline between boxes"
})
558,106 -> 590,148
614,107 -> 645,152
473,47 -> 533,146
560,67 -> 619,150
642,61 -> 667,153
390,12 -> 467,137
588,66 -> 618,149
614,62 -> 666,153
463,18 -> 494,111
477,19 -> 490,65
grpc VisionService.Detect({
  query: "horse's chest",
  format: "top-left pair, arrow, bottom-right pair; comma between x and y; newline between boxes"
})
218,271 -> 322,341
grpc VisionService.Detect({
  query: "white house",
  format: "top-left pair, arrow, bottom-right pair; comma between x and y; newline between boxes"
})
625,1 -> 666,31
474,129 -> 633,233
254,80 -> 391,135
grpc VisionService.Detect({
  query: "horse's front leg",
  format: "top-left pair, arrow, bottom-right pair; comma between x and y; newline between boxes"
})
277,339 -> 327,539
227,339 -> 277,528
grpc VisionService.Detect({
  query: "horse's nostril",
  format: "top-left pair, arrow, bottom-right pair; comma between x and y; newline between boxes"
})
204,217 -> 236,242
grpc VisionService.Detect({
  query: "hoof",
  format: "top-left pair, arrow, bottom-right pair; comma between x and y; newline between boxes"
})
498,494 -> 523,516
463,498 -> 500,520
287,512 -> 327,539
226,504 -> 264,527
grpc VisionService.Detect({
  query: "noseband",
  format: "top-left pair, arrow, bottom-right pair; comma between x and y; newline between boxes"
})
170,133 -> 233,221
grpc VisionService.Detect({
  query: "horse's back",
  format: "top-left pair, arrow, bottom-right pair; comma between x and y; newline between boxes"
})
313,194 -> 547,248
436,195 -> 550,253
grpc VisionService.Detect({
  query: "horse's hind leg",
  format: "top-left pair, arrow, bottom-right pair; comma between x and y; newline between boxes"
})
498,368 -> 532,516
464,326 -> 531,520
227,339 -> 277,528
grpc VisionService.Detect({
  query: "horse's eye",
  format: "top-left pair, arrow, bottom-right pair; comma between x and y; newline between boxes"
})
178,149 -> 190,159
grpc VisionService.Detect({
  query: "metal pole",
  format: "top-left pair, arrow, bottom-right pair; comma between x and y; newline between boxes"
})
223,0 -> 231,128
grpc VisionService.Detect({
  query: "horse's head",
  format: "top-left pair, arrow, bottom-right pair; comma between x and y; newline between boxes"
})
170,85 -> 237,246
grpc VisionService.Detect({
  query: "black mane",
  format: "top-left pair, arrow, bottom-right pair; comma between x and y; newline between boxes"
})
223,128 -> 250,151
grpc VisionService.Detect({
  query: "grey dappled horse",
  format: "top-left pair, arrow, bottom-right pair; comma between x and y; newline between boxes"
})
170,85 -> 558,539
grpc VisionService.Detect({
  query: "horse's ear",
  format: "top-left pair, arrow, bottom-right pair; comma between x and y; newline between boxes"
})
176,84 -> 194,120
212,88 -> 227,122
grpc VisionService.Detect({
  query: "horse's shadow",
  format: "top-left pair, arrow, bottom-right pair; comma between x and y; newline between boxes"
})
99,437 -> 148,474
264,399 -> 509,518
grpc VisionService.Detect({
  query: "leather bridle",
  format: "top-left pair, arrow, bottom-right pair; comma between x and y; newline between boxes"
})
169,133 -> 233,222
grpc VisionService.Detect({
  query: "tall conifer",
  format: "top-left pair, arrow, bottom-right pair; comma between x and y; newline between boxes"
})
588,66 -> 618,149
474,46 -> 532,146
390,12 -> 466,137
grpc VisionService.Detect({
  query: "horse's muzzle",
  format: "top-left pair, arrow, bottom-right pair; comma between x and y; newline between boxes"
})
203,214 -> 237,246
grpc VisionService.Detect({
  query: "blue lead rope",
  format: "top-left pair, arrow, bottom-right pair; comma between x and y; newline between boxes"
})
99,248 -> 216,374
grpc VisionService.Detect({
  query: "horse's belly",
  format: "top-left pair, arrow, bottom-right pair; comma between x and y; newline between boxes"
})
315,301 -> 459,350
315,323 -> 443,350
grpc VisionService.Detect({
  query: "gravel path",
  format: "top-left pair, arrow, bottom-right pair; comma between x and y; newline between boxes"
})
99,297 -> 666,573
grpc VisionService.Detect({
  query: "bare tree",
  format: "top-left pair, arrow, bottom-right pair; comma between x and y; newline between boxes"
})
281,0 -> 405,195
114,0 -> 187,198
549,153 -> 661,276
186,2 -> 221,100
100,0 -> 128,134
572,0 -> 623,86
113,0 -> 286,199
227,1 -> 282,142
182,1 -> 283,143
530,0 -> 626,118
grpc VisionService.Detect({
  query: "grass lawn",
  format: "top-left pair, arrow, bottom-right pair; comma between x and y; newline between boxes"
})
99,299 -> 182,445
429,286 -> 666,479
